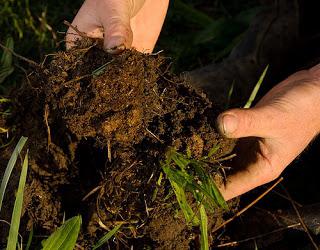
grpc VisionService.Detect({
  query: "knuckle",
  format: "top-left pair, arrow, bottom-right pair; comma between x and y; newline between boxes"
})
238,109 -> 257,135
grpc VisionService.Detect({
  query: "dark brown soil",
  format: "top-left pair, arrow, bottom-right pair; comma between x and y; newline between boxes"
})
0,41 -> 235,249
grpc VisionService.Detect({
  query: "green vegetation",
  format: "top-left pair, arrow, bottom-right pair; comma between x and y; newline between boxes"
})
6,151 -> 28,250
199,204 -> 209,250
244,65 -> 269,108
0,136 -> 28,211
93,224 -> 122,250
0,37 -> 14,88
41,216 -> 81,250
161,147 -> 230,249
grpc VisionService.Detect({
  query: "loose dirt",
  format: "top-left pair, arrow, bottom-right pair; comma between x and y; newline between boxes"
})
0,41 -> 235,249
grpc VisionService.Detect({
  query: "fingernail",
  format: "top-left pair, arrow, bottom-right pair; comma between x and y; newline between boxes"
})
106,44 -> 126,54
218,114 -> 238,136
105,36 -> 126,51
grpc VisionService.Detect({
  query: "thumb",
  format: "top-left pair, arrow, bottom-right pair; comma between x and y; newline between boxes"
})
217,108 -> 273,138
100,0 -> 145,53
99,0 -> 132,52
67,0 -> 145,52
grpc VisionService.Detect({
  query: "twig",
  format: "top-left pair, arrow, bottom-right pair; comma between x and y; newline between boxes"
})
149,50 -> 164,56
41,53 -> 57,67
75,244 -> 85,250
0,220 -> 24,243
64,20 -> 88,38
98,217 -> 110,231
82,185 -> 102,201
146,128 -> 163,143
254,206 -> 282,226
271,189 -> 303,207
215,153 -> 237,163
107,139 -> 112,162
44,104 -> 51,151
254,206 -> 298,225
0,42 -> 38,67
15,64 -> 38,90
281,185 -> 319,250
214,223 -> 301,248
212,177 -> 284,233
144,194 -> 150,217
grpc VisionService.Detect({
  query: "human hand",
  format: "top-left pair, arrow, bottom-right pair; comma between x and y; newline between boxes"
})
66,0 -> 169,53
217,64 -> 320,200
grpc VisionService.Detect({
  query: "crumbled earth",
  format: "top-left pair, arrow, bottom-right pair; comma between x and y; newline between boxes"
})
0,41 -> 236,249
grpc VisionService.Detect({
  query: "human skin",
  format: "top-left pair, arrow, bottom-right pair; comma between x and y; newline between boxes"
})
66,0 -> 169,53
217,64 -> 320,200
68,0 -> 320,201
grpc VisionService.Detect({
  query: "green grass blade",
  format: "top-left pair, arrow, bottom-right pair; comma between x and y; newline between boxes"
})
199,205 -> 209,250
244,65 -> 269,108
207,144 -> 221,158
42,215 -> 82,250
190,162 -> 228,210
171,181 -> 199,226
25,227 -> 33,250
1,37 -> 14,68
93,224 -> 122,250
225,80 -> 235,109
162,164 -> 188,187
206,178 -> 228,210
0,136 -> 28,212
0,67 -> 14,84
162,165 -> 199,225
6,152 -> 28,250
0,37 -> 14,84
92,60 -> 114,77
171,152 -> 190,170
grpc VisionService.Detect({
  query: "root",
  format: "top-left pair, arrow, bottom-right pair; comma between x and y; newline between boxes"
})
44,104 -> 52,150
64,20 -> 90,39
0,42 -> 38,67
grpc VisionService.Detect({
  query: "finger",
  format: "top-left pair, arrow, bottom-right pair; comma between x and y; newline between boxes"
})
66,0 -> 104,49
219,145 -> 283,200
66,0 -> 143,52
99,0 -> 134,52
130,0 -> 169,52
217,107 -> 279,139
97,0 -> 146,52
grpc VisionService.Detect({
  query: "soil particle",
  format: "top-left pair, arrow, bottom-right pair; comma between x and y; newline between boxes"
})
148,207 -> 192,250
23,179 -> 61,231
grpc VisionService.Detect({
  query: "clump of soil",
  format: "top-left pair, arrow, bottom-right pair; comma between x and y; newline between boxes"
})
0,41 -> 235,249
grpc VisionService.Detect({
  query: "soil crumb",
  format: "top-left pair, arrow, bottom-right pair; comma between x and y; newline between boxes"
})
0,42 -> 236,249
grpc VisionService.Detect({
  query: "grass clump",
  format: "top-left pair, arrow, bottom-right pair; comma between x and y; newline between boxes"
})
161,147 -> 229,249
